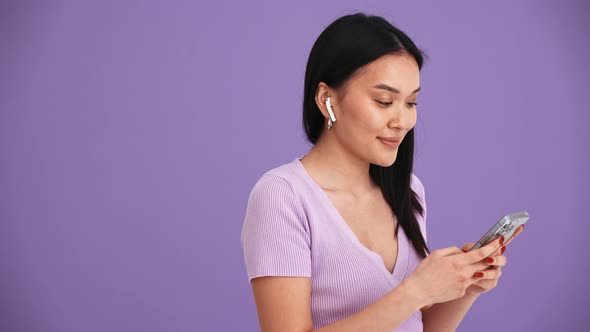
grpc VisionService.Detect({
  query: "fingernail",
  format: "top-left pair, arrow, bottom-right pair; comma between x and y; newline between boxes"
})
485,257 -> 494,264
499,236 -> 505,245
501,246 -> 506,254
474,272 -> 485,279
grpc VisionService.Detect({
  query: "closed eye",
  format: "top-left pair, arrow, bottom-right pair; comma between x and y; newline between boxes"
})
375,100 -> 418,108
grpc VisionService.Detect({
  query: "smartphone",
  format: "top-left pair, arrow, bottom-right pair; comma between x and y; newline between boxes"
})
469,211 -> 529,251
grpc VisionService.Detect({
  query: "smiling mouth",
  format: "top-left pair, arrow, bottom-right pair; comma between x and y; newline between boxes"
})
378,138 -> 401,148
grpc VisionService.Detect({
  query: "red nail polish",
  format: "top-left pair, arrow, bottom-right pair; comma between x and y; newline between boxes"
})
501,246 -> 506,254
474,272 -> 485,278
499,236 -> 505,245
485,257 -> 494,264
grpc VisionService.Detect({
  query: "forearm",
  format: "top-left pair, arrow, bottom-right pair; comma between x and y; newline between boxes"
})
313,279 -> 426,332
422,293 -> 480,332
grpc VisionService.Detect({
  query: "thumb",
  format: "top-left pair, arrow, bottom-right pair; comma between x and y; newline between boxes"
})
461,242 -> 475,253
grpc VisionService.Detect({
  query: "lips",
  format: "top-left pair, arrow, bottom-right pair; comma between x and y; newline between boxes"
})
378,137 -> 402,143
378,137 -> 401,148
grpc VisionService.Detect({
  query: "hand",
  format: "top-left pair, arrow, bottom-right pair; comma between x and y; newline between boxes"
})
406,235 -> 505,306
462,224 -> 525,296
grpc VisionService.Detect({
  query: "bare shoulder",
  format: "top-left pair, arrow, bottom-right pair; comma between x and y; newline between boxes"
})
251,276 -> 313,332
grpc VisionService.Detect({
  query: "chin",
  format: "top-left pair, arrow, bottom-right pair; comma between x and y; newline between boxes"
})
372,153 -> 398,168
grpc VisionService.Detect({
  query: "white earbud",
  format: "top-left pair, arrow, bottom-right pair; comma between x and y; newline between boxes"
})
325,97 -> 337,123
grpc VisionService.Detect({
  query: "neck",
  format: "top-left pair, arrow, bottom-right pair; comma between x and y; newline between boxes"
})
300,134 -> 377,198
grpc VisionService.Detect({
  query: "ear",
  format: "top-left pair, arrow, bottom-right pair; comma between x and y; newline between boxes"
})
314,82 -> 334,120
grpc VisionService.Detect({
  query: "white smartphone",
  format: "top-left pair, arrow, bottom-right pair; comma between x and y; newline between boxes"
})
469,211 -> 529,251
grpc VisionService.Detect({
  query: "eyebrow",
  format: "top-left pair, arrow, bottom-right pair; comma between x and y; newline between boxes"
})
373,83 -> 420,94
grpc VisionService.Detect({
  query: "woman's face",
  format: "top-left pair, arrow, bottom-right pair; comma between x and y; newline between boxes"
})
332,52 -> 420,167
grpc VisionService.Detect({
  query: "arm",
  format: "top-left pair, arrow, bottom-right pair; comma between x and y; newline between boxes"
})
421,292 -> 479,332
251,276 -> 428,332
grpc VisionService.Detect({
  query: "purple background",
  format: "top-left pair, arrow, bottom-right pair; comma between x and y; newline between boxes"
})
2,1 -> 588,331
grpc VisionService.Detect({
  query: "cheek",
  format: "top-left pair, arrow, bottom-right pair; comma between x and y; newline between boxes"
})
365,109 -> 389,132
345,105 -> 395,153
352,103 -> 383,130
341,100 -> 386,135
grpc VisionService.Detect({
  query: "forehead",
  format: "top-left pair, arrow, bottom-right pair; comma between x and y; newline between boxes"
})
355,53 -> 420,89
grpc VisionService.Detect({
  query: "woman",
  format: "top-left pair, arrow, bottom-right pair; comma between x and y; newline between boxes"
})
241,12 -> 524,332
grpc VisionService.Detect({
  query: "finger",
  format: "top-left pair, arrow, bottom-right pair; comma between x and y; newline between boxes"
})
503,225 -> 525,247
467,261 -> 491,275
433,245 -> 464,257
460,242 -> 475,253
483,255 -> 507,267
483,264 -> 496,271
471,277 -> 498,291
490,244 -> 507,256
462,236 -> 504,265
473,266 -> 502,280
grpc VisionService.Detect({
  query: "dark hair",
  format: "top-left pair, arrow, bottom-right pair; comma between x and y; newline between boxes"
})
302,12 -> 430,258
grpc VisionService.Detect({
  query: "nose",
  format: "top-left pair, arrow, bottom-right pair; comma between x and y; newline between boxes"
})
387,102 -> 414,130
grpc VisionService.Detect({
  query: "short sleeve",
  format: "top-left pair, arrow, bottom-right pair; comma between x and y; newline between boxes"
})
411,173 -> 427,244
240,174 -> 312,282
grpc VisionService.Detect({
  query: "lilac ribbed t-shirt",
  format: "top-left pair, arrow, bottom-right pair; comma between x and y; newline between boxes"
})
241,156 -> 428,331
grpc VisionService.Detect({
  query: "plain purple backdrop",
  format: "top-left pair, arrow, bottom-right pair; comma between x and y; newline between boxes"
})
1,1 -> 589,331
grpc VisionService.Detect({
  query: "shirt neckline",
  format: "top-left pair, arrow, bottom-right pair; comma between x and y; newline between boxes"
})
291,156 -> 409,285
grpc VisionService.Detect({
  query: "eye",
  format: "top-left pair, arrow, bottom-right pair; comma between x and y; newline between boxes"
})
407,102 -> 418,108
376,100 -> 392,107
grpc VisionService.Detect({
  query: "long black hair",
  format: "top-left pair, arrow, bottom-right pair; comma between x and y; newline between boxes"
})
302,12 -> 430,259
